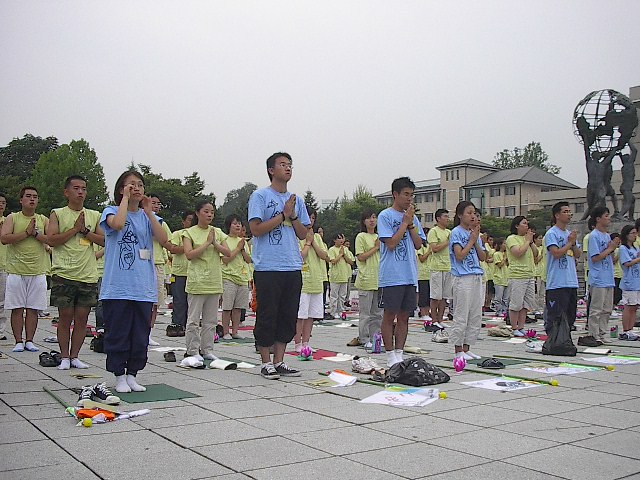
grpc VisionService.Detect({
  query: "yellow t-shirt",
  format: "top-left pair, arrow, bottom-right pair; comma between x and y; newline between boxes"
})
614,247 -> 623,279
0,216 -> 7,271
328,245 -> 354,283
484,245 -> 495,281
300,233 -> 328,294
540,235 -> 548,282
93,244 -> 104,277
354,232 -> 379,291
417,245 -> 431,281
170,229 -> 189,277
492,251 -> 508,287
427,226 -> 451,272
583,232 -> 591,274
153,222 -> 172,265
506,234 -> 535,280
51,207 -> 100,283
183,225 -> 228,295
6,212 -> 49,275
223,236 -> 251,286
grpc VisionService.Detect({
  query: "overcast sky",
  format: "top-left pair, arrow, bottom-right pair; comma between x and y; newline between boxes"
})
2,1 -> 639,205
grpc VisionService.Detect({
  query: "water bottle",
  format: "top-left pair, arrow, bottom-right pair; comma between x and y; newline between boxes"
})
610,325 -> 618,338
372,332 -> 382,354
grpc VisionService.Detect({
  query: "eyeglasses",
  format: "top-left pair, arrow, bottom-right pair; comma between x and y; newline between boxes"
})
277,162 -> 293,169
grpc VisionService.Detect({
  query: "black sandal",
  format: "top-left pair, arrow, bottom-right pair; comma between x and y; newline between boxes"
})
39,352 -> 58,367
164,351 -> 176,362
50,351 -> 63,366
479,358 -> 505,369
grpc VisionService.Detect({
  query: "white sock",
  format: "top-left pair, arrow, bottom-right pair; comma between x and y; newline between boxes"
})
148,335 -> 159,346
12,342 -> 24,352
57,358 -> 71,370
202,353 -> 218,361
71,358 -> 89,369
115,375 -> 131,393
394,349 -> 404,362
387,351 -> 397,367
24,341 -> 39,352
126,374 -> 146,392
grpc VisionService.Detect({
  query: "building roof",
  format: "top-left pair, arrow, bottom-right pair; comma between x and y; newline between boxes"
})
375,178 -> 440,198
464,166 -> 579,189
436,158 -> 498,171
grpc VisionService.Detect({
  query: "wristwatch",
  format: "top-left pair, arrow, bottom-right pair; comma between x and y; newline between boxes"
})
290,215 -> 298,221
80,226 -> 90,236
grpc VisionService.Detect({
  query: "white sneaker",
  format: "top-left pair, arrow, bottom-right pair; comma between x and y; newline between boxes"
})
57,358 -> 71,370
433,322 -> 445,329
466,351 -> 481,360
364,341 -> 373,350
148,336 -> 160,346
420,315 -> 433,322
12,342 -> 24,352
513,329 -> 525,337
222,334 -> 233,340
203,353 -> 218,361
462,352 -> 474,361
333,314 -> 341,319
432,330 -> 449,343
294,343 -> 302,353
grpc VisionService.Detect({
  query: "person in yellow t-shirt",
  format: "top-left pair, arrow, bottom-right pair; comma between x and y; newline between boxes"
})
221,214 -> 253,340
148,194 -> 175,346
427,209 -> 452,327
492,238 -> 509,316
0,186 -> 49,353
168,211 -> 194,331
0,193 -> 8,341
47,176 -> 105,369
505,216 -> 538,336
417,239 -> 432,320
94,244 -> 105,332
294,208 -> 329,352
533,232 -> 545,311
481,232 -> 496,311
349,210 -> 382,348
328,233 -> 355,318
182,201 -> 231,359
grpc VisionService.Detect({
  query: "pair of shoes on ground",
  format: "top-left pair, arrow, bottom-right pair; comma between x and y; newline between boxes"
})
577,335 -> 604,347
13,341 -> 39,352
347,336 -> 362,347
352,356 -> 383,374
57,357 -> 89,370
432,330 -> 449,343
619,331 -> 640,341
77,382 -> 121,406
261,362 -> 300,380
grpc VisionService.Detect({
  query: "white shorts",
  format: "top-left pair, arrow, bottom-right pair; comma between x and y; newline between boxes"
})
155,264 -> 166,306
298,293 -> 324,319
222,280 -> 250,310
430,271 -> 453,300
621,291 -> 640,306
5,274 -> 48,311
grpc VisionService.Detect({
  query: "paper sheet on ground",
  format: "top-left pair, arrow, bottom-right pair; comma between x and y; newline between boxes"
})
582,347 -> 611,354
361,387 -> 439,407
523,363 -> 601,375
323,353 -> 355,362
501,338 -> 528,344
328,370 -> 358,387
462,376 -> 543,391
582,355 -> 640,365
150,347 -> 187,352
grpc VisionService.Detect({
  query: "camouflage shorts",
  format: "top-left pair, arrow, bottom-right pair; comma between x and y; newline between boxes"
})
50,276 -> 98,308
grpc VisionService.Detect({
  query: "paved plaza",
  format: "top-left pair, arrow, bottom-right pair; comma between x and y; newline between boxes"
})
2,303 -> 640,480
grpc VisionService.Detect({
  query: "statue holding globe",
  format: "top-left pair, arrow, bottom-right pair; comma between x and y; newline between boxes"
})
573,89 -> 638,220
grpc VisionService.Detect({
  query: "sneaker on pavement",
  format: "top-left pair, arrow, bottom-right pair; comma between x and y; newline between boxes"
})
525,340 -> 544,353
222,334 -> 233,341
466,351 -> 481,359
347,336 -> 361,347
76,386 -> 94,407
620,331 -> 639,341
363,341 -> 373,350
599,336 -> 613,344
513,329 -> 525,337
274,362 -> 301,377
432,330 -> 449,343
261,363 -> 280,380
577,335 -> 603,347
294,343 -> 302,353
462,352 -> 474,361
91,382 -> 121,405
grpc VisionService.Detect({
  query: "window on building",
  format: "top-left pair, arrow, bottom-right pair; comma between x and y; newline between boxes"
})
456,169 -> 460,180
490,207 -> 501,217
505,185 -> 516,196
459,187 -> 464,201
575,203 -> 584,213
426,193 -> 435,203
437,190 -> 441,202
416,213 -> 422,222
426,213 -> 434,223
446,171 -> 449,181
490,187 -> 501,197
505,206 -> 516,216
442,189 -> 446,208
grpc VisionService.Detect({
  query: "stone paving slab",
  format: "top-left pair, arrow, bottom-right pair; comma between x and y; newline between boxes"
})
493,416 -> 617,443
572,429 -> 640,460
0,439 -> 77,471
245,456 -> 395,480
0,463 -> 101,480
154,418 -> 272,447
424,461 -> 567,480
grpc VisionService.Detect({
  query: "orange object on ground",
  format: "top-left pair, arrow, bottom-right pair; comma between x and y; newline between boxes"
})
76,408 -> 117,421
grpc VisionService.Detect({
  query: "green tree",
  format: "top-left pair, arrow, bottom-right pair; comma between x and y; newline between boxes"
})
493,141 -> 560,174
525,208 -> 553,233
303,190 -> 319,212
478,215 -> 512,240
338,185 -> 384,244
30,139 -> 109,215
316,198 -> 340,242
218,183 -> 258,229
0,134 -> 59,212
137,164 -> 215,231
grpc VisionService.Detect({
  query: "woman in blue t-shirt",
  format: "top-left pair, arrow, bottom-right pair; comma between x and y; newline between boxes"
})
449,201 -> 486,361
100,170 -> 168,393
618,225 -> 640,341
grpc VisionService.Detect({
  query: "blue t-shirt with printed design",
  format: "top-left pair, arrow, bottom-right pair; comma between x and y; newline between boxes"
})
544,225 -> 578,290
248,186 -> 311,272
619,245 -> 640,291
588,229 -> 615,288
99,206 -> 158,302
377,207 -> 426,287
449,225 -> 484,277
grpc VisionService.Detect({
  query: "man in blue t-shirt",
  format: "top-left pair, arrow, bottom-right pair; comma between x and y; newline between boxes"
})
248,152 -> 311,380
378,177 -> 425,367
586,206 -> 619,344
544,201 -> 581,333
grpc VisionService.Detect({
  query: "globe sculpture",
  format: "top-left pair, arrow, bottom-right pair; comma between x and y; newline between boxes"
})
572,89 -> 638,220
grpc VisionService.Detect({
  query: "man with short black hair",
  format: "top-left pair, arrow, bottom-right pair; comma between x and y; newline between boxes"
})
0,193 -> 8,340
428,208 -> 451,328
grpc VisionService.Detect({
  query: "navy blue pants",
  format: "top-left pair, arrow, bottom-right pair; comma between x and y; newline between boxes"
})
103,299 -> 152,376
171,276 -> 188,327
253,271 -> 302,347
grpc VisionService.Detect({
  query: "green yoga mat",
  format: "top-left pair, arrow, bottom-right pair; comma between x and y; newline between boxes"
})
117,383 -> 200,404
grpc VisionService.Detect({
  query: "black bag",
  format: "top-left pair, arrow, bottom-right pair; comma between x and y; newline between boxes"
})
166,324 -> 185,337
385,357 -> 450,386
542,312 -> 577,356
90,333 -> 105,353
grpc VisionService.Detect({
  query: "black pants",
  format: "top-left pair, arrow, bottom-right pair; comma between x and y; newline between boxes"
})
103,300 -> 152,376
614,277 -> 622,306
95,278 -> 104,329
171,275 -> 188,327
253,271 -> 302,347
544,288 -> 577,333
